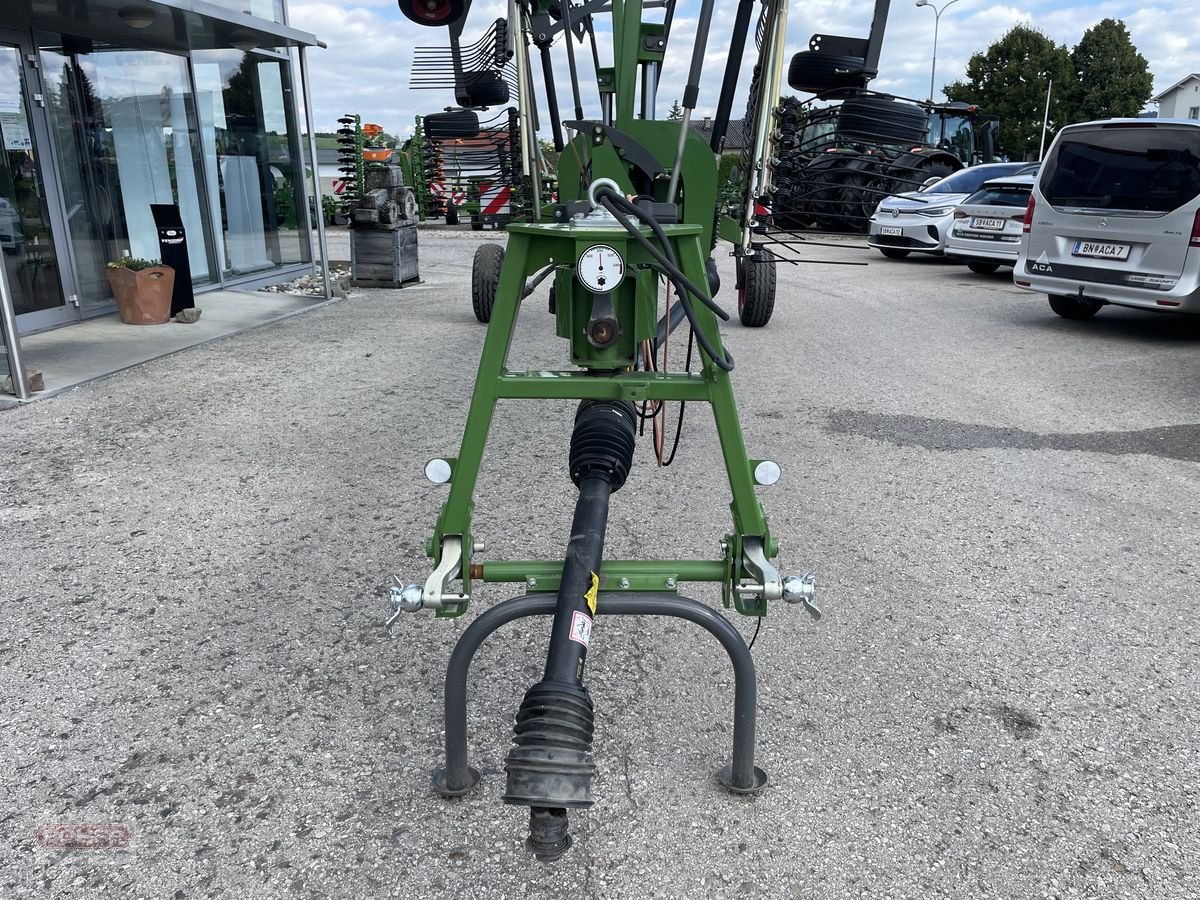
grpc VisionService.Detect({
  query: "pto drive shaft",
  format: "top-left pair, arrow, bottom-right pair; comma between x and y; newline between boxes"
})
503,400 -> 637,860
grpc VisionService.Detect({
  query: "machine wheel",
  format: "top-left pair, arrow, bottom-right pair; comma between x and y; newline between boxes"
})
837,97 -> 928,144
738,256 -> 776,328
967,261 -> 1000,274
787,51 -> 869,93
472,243 -> 504,323
423,109 -> 481,139
455,71 -> 510,108
1048,294 -> 1102,320
879,248 -> 910,259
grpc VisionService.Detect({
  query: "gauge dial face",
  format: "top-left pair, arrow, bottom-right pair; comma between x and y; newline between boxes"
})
577,244 -> 624,293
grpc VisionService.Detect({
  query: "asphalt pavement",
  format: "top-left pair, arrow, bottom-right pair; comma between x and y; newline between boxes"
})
2,231 -> 1199,899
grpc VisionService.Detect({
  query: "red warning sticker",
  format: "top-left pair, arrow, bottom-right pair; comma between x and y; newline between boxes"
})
569,610 -> 593,648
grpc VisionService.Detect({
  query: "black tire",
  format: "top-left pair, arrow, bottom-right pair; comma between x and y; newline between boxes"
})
455,71 -> 510,108
879,248 -> 910,259
548,283 -> 556,315
738,256 -> 776,327
787,51 -> 869,94
967,261 -> 1000,274
1048,294 -> 1102,320
887,152 -> 958,193
423,109 -> 481,139
837,97 -> 928,144
472,243 -> 504,323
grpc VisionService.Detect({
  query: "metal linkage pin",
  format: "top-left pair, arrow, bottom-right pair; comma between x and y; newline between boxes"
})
782,572 -> 821,622
386,579 -> 424,631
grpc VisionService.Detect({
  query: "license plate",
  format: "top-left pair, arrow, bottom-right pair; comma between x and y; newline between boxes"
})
970,217 -> 1004,231
880,226 -> 902,236
1072,240 -> 1130,260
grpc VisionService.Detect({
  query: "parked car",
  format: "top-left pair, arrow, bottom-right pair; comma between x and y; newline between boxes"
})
867,162 -> 1036,258
0,197 -> 23,255
1015,118 -> 1200,319
944,175 -> 1036,273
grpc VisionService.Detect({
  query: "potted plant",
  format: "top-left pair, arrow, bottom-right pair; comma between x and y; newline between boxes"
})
105,257 -> 175,325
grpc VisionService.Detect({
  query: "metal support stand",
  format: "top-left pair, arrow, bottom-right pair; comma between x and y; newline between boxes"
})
0,240 -> 30,401
432,591 -> 768,799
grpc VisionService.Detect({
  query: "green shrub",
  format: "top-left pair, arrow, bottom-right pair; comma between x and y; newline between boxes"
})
106,257 -> 161,271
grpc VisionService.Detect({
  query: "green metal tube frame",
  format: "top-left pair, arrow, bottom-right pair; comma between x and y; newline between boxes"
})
426,220 -> 776,617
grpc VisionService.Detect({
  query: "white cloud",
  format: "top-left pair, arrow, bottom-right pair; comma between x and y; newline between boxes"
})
287,0 -> 1200,137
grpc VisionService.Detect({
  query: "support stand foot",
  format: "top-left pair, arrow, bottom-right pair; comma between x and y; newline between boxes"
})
716,764 -> 768,795
431,766 -> 481,798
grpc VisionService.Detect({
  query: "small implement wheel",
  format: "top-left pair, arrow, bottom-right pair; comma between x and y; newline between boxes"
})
423,109 -> 481,139
1048,294 -> 1103,320
738,255 -> 776,328
787,51 -> 869,94
472,243 -> 504,323
966,261 -> 1000,274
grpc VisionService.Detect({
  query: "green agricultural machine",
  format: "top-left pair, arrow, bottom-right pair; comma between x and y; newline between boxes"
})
387,0 -> 825,860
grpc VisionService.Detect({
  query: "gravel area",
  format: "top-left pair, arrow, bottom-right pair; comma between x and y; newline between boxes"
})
2,234 -> 1199,899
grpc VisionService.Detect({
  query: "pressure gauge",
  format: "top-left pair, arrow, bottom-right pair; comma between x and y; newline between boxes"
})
577,244 -> 624,293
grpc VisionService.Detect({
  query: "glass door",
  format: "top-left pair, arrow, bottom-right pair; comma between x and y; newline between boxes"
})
0,33 -> 74,332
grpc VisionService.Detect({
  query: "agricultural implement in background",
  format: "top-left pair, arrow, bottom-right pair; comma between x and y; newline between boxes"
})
386,0 -> 828,860
751,0 -> 999,240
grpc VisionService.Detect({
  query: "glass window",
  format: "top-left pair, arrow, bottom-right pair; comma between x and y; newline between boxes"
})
961,184 -> 1032,208
925,163 -> 1023,195
1043,125 -> 1200,213
1,44 -> 65,317
39,38 -> 213,310
193,49 -> 310,276
197,0 -> 284,24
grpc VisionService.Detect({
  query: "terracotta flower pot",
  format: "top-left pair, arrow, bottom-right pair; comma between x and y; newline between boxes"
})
106,265 -> 175,325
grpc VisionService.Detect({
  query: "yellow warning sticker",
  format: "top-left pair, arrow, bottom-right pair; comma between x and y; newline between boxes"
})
584,571 -> 599,615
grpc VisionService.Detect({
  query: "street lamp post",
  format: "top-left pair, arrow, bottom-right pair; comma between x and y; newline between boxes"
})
915,0 -> 964,103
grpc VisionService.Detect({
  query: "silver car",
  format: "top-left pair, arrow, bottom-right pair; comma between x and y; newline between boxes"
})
868,162 -> 1033,258
1016,118 -> 1200,318
944,175 -> 1036,273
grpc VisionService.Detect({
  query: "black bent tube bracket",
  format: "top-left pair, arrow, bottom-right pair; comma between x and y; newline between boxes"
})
431,591 -> 768,799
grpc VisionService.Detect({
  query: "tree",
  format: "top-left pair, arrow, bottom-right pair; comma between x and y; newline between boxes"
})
667,99 -> 683,121
944,25 -> 1073,160
1068,19 -> 1153,122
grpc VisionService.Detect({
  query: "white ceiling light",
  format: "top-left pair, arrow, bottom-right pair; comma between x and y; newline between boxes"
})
118,5 -> 157,28
230,30 -> 259,52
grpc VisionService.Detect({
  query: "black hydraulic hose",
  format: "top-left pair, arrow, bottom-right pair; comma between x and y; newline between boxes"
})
710,0 -> 756,153
597,191 -> 729,321
596,195 -> 734,372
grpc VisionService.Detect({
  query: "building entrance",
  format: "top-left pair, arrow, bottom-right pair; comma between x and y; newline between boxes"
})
0,36 -> 73,332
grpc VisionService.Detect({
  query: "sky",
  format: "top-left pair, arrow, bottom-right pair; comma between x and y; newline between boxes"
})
287,0 -> 1199,137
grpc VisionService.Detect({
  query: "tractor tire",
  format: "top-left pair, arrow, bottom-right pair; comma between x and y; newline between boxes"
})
1048,294 -> 1103,320
423,109 -> 481,139
455,70 -> 510,108
787,51 -> 869,94
472,243 -> 504,323
738,255 -> 776,328
837,97 -> 928,144
887,152 -> 960,193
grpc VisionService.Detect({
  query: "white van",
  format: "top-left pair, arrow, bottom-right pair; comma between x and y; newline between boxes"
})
1014,118 -> 1200,319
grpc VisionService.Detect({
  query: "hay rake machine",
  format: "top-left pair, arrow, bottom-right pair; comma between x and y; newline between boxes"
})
387,0 -> 828,859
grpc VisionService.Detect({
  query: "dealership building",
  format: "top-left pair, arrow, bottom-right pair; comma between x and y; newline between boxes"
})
1,0 -> 323,398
